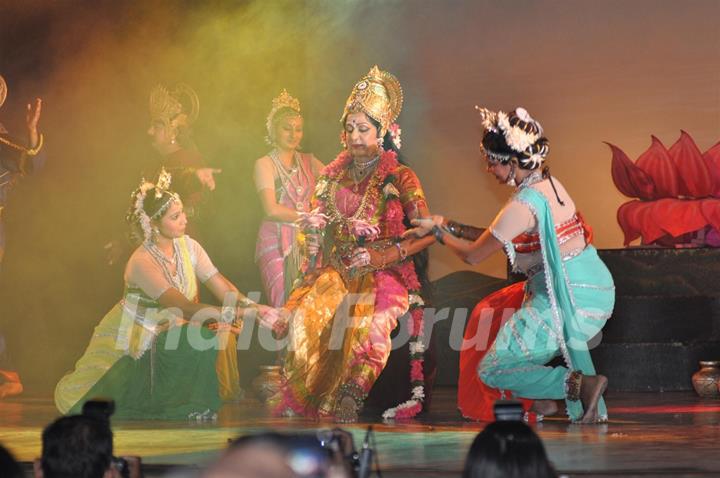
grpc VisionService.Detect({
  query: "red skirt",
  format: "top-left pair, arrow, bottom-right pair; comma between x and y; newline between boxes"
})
457,281 -> 534,421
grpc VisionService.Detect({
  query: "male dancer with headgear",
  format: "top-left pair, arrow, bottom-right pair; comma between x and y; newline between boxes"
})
106,83 -> 220,265
0,73 -> 45,399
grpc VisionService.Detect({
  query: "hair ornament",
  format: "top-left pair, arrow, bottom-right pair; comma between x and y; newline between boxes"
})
127,168 -> 179,243
265,89 -> 301,145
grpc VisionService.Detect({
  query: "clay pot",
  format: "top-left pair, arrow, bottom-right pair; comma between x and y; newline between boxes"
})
692,361 -> 720,398
251,365 -> 282,403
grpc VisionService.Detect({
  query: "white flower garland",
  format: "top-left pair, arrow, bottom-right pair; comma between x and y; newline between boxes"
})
382,385 -> 425,420
497,111 -> 539,153
132,181 -> 155,243
389,123 -> 402,150
382,291 -> 427,421
476,106 -> 548,168
408,293 -> 424,307
129,168 -> 176,244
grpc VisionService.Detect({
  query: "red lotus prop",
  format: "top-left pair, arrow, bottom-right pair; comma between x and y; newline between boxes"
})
609,131 -> 720,247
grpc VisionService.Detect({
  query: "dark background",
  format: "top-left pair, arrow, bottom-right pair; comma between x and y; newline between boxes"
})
0,0 -> 718,395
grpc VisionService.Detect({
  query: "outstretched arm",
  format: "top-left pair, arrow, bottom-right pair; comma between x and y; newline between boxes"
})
203,272 -> 271,314
157,287 -> 223,321
441,229 -> 504,265
157,280 -> 273,331
408,216 -> 503,265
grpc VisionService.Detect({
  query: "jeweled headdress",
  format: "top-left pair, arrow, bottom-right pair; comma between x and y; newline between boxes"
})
0,75 -> 7,110
265,89 -> 301,145
475,105 -> 549,169
149,83 -> 199,129
341,65 -> 403,137
127,168 -> 180,243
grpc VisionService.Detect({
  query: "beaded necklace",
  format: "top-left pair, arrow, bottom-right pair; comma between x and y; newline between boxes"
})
269,149 -> 310,210
145,239 -> 187,293
349,156 -> 380,190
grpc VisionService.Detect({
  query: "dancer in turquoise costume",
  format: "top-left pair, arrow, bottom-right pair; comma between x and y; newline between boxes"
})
416,106 -> 614,423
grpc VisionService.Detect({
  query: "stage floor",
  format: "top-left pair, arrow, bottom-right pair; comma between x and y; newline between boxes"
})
2,389 -> 720,477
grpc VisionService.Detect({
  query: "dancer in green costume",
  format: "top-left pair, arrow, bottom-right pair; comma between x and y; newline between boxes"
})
55,170 -> 277,419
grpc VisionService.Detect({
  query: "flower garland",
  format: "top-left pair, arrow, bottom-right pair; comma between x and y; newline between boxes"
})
314,148 -> 427,420
130,181 -> 155,242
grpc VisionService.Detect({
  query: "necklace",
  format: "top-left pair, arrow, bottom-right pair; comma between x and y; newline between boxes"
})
349,156 -> 380,191
326,158 -> 382,228
268,149 -> 309,211
516,170 -> 544,190
145,240 -> 187,292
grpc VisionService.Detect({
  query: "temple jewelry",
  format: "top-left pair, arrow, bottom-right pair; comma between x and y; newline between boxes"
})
341,65 -> 403,138
265,89 -> 301,145
149,83 -> 199,129
349,155 -> 380,187
145,240 -> 187,292
268,149 -> 309,202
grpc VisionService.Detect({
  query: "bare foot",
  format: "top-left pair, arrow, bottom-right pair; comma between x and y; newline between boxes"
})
0,382 -> 23,399
0,371 -> 23,399
334,395 -> 359,423
530,399 -> 558,417
579,374 -> 608,423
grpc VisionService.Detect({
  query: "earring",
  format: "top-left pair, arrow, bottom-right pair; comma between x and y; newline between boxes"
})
377,136 -> 384,147
340,131 -> 347,149
151,226 -> 160,242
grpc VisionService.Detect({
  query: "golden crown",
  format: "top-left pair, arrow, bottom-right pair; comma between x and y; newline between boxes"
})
149,83 -> 199,128
265,89 -> 301,141
341,65 -> 403,136
0,75 -> 7,110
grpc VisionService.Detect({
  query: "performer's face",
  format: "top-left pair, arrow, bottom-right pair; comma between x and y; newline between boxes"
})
157,200 -> 187,239
485,157 -> 513,184
344,112 -> 379,159
147,120 -> 174,152
274,114 -> 303,151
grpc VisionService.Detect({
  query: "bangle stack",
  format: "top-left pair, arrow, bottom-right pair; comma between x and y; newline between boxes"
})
432,225 -> 446,245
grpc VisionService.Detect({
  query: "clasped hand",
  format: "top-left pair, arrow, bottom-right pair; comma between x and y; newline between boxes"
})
403,215 -> 445,238
347,246 -> 384,269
